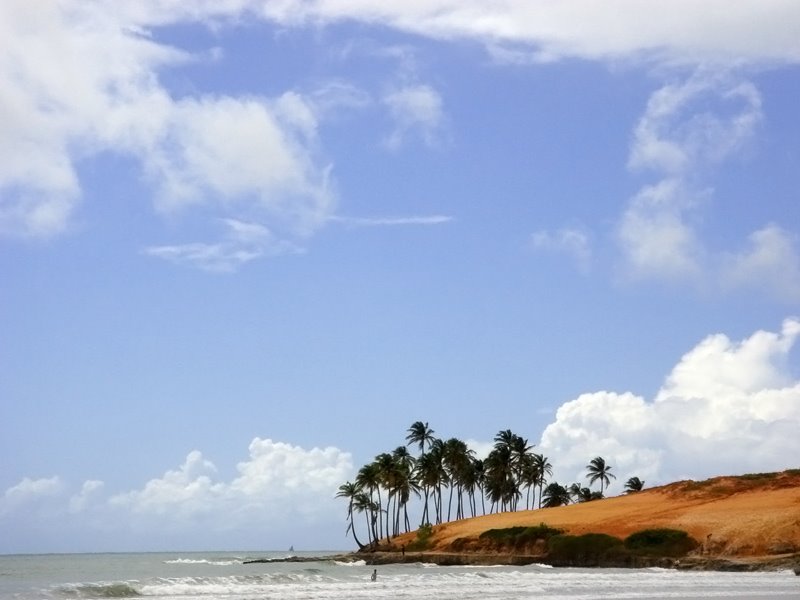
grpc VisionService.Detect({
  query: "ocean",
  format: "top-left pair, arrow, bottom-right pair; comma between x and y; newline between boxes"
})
0,551 -> 797,599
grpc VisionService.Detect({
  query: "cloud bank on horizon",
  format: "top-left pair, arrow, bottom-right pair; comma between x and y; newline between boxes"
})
3,320 -> 798,550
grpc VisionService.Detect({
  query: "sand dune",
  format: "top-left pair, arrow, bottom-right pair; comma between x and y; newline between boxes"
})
397,471 -> 800,558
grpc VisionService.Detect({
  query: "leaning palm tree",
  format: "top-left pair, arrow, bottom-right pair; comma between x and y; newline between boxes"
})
585,456 -> 616,495
624,476 -> 645,493
336,482 -> 366,549
355,462 -> 382,539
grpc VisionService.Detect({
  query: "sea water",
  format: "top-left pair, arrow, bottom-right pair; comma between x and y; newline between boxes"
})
0,551 -> 796,599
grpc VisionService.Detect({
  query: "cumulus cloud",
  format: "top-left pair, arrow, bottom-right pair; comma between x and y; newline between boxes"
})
69,480 -> 105,514
109,439 -> 352,528
540,319 -> 800,489
530,228 -> 592,272
0,2 -> 334,258
1,439 -> 353,549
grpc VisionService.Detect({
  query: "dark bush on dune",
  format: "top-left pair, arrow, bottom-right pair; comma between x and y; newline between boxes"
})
547,533 -> 626,565
624,528 -> 699,557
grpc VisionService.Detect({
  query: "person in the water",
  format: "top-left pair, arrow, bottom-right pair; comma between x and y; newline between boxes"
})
370,569 -> 377,582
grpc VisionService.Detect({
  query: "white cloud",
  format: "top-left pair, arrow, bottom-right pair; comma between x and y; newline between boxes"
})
540,319 -> 800,489
721,225 -> 800,302
69,480 -> 105,513
1,476 -> 64,515
1,439 -> 352,549
612,70 -> 800,301
330,214 -> 453,227
255,1 -> 800,67
617,179 -> 706,282
144,218 -> 303,272
628,73 -> 762,174
531,228 -> 592,272
109,439 -> 352,528
383,84 -> 446,149
0,2 -> 335,257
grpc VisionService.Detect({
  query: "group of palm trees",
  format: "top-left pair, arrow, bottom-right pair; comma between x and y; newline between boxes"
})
336,421 -> 645,549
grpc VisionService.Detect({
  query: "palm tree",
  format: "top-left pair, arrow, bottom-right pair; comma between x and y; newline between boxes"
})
531,454 -> 553,508
356,463 -> 382,539
541,482 -> 571,507
336,482 -> 366,549
585,456 -> 616,495
406,421 -> 436,455
624,476 -> 645,493
442,438 -> 473,521
390,446 -> 418,534
484,444 -> 518,513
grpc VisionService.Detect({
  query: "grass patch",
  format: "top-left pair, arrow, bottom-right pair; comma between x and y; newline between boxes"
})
547,533 -> 625,565
625,528 -> 699,557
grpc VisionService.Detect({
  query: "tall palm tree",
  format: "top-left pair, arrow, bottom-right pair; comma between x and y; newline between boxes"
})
390,446 -> 417,534
442,438 -> 473,521
624,476 -> 645,493
585,456 -> 616,495
532,454 -> 553,509
406,421 -> 436,455
336,482 -> 366,549
484,444 -> 518,513
374,452 -> 398,539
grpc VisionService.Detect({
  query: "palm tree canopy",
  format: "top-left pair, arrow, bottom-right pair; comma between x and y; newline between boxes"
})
585,456 -> 616,492
624,476 -> 645,493
406,421 -> 436,454
542,482 -> 571,507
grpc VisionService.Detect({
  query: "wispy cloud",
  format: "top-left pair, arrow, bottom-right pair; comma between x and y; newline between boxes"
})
144,218 -> 302,272
530,227 -> 592,273
613,70 -> 800,301
330,214 -> 453,227
383,84 -> 447,150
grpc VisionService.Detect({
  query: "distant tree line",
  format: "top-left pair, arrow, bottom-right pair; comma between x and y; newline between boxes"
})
337,421 -> 645,548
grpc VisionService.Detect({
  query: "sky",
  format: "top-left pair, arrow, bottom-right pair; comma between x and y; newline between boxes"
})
1,1 -> 799,554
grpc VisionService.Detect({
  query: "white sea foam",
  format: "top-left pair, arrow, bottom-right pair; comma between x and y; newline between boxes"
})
163,558 -> 238,565
334,559 -> 365,566
4,553 -> 797,600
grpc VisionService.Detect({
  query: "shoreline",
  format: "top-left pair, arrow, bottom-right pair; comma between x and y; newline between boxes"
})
246,550 -> 800,572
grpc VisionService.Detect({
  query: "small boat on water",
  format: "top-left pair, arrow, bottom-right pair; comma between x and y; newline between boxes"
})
289,545 -> 294,553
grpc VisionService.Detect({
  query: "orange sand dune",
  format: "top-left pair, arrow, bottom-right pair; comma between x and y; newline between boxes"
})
402,471 -> 800,558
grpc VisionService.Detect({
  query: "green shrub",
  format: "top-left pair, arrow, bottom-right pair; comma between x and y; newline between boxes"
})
624,528 -> 699,557
407,523 -> 433,551
479,523 -> 564,547
547,533 -> 625,564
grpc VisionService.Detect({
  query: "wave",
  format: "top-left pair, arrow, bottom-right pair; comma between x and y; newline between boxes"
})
56,582 -> 141,598
334,559 -> 365,566
163,558 -> 238,566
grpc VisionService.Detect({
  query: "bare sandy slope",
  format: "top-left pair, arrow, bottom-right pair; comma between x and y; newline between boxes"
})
400,471 -> 800,557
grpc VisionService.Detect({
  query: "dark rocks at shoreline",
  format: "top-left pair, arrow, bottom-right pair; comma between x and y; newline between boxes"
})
242,550 -> 800,573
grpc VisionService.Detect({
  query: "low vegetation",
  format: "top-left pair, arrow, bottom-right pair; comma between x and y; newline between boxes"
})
547,533 -> 626,565
624,528 -> 699,557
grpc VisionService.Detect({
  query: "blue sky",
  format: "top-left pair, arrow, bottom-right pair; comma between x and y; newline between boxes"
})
1,1 -> 799,553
